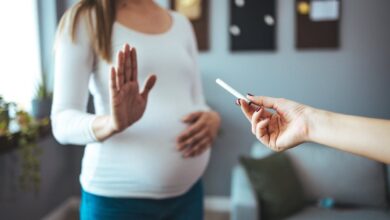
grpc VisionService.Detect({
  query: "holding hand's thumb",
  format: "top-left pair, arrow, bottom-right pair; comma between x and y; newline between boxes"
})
140,74 -> 157,100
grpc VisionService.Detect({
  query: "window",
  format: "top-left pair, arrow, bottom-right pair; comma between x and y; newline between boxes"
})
0,1 -> 42,110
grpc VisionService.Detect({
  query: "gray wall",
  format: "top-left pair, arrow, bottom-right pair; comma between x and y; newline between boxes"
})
182,0 -> 390,195
64,0 -> 390,196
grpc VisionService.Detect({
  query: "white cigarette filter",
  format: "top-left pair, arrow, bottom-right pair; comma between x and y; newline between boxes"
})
216,78 -> 250,103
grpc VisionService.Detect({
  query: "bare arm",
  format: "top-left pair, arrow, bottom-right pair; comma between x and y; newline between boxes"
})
239,96 -> 390,164
308,108 -> 390,164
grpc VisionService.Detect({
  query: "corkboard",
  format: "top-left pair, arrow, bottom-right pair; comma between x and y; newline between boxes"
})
296,0 -> 341,49
170,0 -> 210,51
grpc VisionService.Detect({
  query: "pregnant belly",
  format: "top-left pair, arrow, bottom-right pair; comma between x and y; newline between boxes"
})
82,116 -> 210,196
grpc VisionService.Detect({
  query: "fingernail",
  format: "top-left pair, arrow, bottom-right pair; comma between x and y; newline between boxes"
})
235,99 -> 241,106
247,93 -> 254,96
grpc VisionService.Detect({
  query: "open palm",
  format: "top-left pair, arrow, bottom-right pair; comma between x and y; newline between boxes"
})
109,44 -> 156,132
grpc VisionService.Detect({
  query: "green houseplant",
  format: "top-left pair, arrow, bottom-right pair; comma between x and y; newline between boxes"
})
0,95 -> 48,192
32,71 -> 52,119
16,110 -> 47,192
0,96 -> 11,137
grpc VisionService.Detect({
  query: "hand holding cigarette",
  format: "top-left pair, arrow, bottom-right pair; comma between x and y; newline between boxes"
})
216,78 -> 390,164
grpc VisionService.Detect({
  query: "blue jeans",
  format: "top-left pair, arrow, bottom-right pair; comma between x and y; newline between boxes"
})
80,181 -> 203,220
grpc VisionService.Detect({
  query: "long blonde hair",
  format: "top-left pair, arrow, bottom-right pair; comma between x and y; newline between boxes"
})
57,0 -> 116,62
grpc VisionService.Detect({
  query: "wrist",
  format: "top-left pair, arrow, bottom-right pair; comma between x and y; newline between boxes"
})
305,106 -> 330,143
92,115 -> 117,142
106,115 -> 120,136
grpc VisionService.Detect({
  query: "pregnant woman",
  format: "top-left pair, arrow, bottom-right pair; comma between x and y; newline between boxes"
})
51,0 -> 220,219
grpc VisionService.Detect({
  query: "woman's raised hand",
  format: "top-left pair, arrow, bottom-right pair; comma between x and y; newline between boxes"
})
109,44 -> 157,133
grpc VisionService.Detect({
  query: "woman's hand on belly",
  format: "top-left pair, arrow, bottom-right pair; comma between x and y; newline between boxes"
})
176,111 -> 221,158
92,44 -> 157,141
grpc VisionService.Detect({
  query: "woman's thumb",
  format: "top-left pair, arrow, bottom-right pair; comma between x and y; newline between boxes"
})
140,74 -> 157,100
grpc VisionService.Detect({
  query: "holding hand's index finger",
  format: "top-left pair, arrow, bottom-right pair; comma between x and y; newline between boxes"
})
247,95 -> 279,110
240,99 -> 255,122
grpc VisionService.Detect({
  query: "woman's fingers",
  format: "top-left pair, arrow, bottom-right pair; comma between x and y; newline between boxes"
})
178,127 -> 208,151
182,111 -> 202,123
116,51 -> 125,90
176,111 -> 218,157
110,67 -> 117,93
251,107 -> 263,134
193,144 -> 209,157
268,114 -> 280,150
110,67 -> 122,107
130,47 -> 138,82
183,136 -> 211,158
255,118 -> 270,138
268,114 -> 279,134
247,95 -> 279,110
177,117 -> 206,146
255,118 -> 270,143
259,106 -> 272,118
140,74 -> 157,100
240,99 -> 256,122
118,44 -> 137,84
124,44 -> 131,83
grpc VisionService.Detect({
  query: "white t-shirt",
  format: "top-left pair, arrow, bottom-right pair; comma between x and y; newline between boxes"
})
51,11 -> 210,198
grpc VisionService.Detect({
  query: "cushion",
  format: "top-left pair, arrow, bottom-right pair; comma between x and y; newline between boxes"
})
250,142 -> 388,208
286,144 -> 388,208
240,153 -> 306,220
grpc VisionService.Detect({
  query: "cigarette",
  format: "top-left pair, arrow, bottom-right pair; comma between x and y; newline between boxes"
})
216,78 -> 250,103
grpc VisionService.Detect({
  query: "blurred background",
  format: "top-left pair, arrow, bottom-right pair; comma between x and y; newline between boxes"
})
0,0 -> 389,219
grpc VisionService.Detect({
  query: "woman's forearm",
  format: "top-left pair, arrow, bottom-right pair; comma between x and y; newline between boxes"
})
307,107 -> 390,164
92,115 -> 117,142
